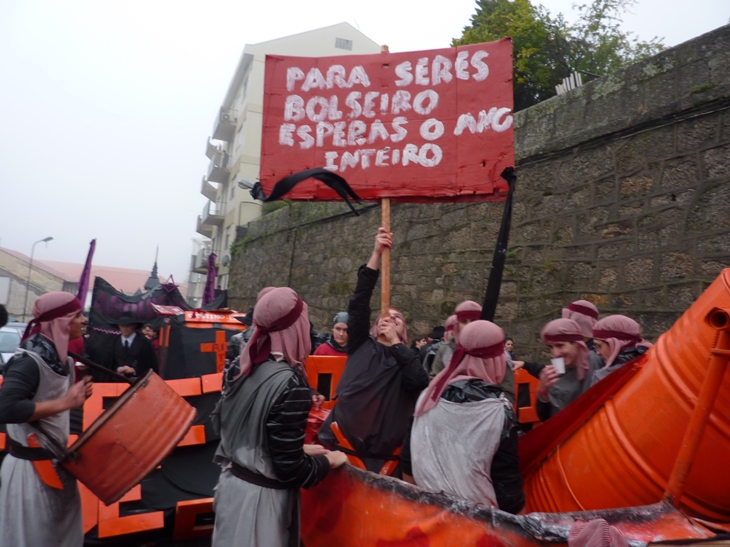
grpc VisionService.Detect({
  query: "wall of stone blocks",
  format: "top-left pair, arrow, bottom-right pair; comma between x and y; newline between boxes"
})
228,25 -> 730,361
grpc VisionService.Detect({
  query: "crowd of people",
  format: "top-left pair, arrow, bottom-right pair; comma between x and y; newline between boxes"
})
214,227 -> 654,546
0,228 -> 654,547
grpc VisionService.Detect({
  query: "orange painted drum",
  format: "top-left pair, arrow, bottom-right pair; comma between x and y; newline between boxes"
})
62,370 -> 197,505
524,269 -> 730,522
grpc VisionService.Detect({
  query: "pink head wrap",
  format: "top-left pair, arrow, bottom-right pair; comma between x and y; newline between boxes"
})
415,320 -> 506,417
453,300 -> 482,345
235,287 -> 311,379
444,315 -> 457,341
568,519 -> 629,547
22,292 -> 83,363
541,318 -> 591,381
369,307 -> 408,345
562,300 -> 600,339
593,315 -> 652,368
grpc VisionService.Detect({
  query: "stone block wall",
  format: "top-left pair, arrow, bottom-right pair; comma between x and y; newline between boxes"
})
228,25 -> 730,361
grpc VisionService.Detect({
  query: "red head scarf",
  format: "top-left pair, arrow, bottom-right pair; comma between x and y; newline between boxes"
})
22,292 -> 83,363
541,318 -> 590,381
453,300 -> 482,345
444,315 -> 457,341
561,300 -> 599,339
369,307 -> 408,345
415,320 -> 506,417
593,315 -> 652,368
235,287 -> 311,379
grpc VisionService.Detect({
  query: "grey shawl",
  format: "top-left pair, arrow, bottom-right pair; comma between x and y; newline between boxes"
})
411,392 -> 510,509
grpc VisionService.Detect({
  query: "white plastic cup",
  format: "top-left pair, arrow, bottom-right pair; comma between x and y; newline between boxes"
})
551,357 -> 566,374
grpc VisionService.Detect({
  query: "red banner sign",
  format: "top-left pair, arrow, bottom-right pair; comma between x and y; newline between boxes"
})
260,39 -> 514,202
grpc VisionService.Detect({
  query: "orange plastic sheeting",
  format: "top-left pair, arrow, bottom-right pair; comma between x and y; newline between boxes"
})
63,371 -> 196,505
301,467 -> 539,547
173,498 -> 214,540
514,369 -> 540,424
98,484 -> 164,538
304,355 -> 347,410
524,269 -> 730,522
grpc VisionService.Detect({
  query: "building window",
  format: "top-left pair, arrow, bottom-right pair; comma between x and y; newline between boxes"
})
335,38 -> 353,51
230,184 -> 235,199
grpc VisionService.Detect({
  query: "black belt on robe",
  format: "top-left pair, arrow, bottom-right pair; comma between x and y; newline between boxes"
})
6,437 -> 55,461
229,462 -> 300,547
229,462 -> 294,489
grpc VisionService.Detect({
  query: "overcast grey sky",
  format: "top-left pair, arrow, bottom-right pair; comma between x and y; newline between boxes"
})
1,0 -> 727,284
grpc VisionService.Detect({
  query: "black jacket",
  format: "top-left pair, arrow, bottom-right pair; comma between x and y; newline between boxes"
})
112,333 -> 157,379
318,266 -> 429,472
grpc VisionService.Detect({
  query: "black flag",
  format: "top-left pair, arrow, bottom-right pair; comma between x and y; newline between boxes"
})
481,167 -> 516,322
249,168 -> 361,215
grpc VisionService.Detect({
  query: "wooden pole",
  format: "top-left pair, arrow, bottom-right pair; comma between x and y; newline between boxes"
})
380,197 -> 391,318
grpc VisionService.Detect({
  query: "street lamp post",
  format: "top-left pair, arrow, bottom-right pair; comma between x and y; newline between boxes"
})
21,236 -> 53,322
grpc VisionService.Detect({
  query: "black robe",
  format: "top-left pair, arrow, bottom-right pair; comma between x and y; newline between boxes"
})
319,266 -> 429,473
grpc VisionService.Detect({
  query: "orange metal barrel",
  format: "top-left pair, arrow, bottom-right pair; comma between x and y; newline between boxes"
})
524,269 -> 730,521
62,370 -> 197,505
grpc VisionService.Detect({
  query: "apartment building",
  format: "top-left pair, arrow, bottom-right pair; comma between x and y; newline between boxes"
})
193,23 -> 381,289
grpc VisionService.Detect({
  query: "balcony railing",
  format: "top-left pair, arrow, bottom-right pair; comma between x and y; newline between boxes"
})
201,201 -> 224,228
196,215 -> 214,238
206,150 -> 230,184
201,177 -> 218,201
205,138 -> 220,160
212,107 -> 236,142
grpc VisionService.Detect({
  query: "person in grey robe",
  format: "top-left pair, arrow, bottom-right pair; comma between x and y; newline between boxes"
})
535,318 -> 603,421
212,287 -> 347,547
0,292 -> 93,547
408,320 -> 524,513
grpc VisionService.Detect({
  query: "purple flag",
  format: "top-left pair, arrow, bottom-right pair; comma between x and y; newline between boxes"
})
77,239 -> 96,307
202,252 -> 217,307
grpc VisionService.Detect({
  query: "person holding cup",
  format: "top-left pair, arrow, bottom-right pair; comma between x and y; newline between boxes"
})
535,318 -> 603,421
